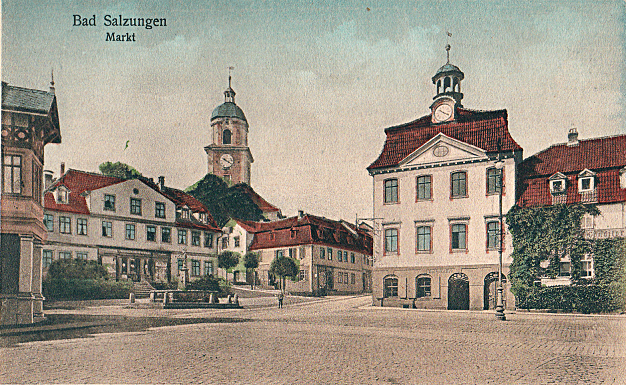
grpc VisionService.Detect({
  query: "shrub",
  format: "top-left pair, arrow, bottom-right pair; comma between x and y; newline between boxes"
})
43,278 -> 132,300
47,259 -> 108,280
514,284 -> 625,313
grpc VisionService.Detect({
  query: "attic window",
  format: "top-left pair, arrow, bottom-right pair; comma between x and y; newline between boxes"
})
270,232 -> 276,241
200,213 -> 207,223
578,169 -> 596,193
620,167 -> 626,189
56,186 -> 69,204
181,208 -> 189,219
550,180 -> 565,194
290,228 -> 297,238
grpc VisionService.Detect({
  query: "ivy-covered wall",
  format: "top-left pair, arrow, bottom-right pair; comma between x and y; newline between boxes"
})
506,203 -> 626,313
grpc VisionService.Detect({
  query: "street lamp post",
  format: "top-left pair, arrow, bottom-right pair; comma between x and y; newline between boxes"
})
495,160 -> 506,321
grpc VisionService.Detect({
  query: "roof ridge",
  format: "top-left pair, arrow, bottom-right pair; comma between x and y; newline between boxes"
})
525,133 -> 626,160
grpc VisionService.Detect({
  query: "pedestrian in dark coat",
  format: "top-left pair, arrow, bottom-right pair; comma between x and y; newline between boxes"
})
277,292 -> 284,308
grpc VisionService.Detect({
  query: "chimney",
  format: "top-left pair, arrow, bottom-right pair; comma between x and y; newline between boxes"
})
567,127 -> 579,147
44,170 -> 54,190
298,210 -> 304,218
60,162 -> 65,175
158,176 -> 165,190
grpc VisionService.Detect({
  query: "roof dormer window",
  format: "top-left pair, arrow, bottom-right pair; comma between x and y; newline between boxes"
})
577,169 -> 596,192
181,207 -> 189,219
56,186 -> 69,204
548,173 -> 567,195
620,167 -> 626,189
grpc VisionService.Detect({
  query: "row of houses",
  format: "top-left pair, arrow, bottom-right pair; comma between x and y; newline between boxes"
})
367,47 -> 626,310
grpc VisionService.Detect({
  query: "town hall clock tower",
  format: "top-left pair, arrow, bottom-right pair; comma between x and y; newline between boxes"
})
205,75 -> 253,185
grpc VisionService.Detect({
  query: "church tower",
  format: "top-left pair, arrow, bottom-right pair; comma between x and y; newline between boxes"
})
205,73 -> 253,185
430,43 -> 465,124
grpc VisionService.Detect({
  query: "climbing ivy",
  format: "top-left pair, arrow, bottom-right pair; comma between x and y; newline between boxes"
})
506,203 -> 599,290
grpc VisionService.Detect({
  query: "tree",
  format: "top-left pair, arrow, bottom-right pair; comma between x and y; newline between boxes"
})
243,252 -> 260,289
218,251 -> 241,281
269,257 -> 299,293
186,174 -> 264,227
99,161 -> 142,179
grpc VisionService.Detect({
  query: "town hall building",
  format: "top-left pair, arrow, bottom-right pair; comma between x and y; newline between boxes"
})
367,45 -> 523,310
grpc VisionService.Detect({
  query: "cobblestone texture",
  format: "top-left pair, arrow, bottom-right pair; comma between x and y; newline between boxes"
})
1,296 -> 625,384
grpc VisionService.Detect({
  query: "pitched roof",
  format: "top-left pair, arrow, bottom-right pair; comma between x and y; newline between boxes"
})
44,170 -> 124,214
368,108 -> 522,170
2,82 -> 55,114
248,214 -> 373,255
517,134 -> 626,207
230,183 -> 281,213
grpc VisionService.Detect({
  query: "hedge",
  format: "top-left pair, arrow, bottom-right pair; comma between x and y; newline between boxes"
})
43,278 -> 132,300
515,282 -> 625,313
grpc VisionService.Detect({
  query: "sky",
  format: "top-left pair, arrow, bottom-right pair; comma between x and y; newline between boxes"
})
2,0 -> 625,223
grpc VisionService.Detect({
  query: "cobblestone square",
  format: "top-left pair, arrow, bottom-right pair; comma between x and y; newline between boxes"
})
1,296 -> 625,384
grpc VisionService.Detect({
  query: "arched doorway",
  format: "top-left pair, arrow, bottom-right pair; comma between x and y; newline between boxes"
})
483,272 -> 507,310
448,272 -> 469,310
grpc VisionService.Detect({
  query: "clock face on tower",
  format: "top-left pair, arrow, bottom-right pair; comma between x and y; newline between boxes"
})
433,103 -> 453,123
220,154 -> 234,169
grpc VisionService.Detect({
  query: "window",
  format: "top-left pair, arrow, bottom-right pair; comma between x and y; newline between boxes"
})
384,178 -> 398,203
102,221 -> 113,237
59,251 -> 72,259
191,260 -> 200,276
337,250 -> 342,262
130,198 -> 142,215
486,168 -> 501,194
299,269 -> 306,281
192,231 -> 201,246
104,194 -> 116,211
204,260 -> 214,276
146,225 -> 156,241
385,228 -> 398,253
276,249 -> 285,258
223,129 -> 232,144
56,187 -> 69,204
383,276 -> 398,298
162,227 -> 171,243
77,218 -> 88,235
416,226 -> 431,252
178,229 -> 187,244
338,272 -> 343,284
44,214 -> 54,232
3,155 -> 21,194
559,261 -> 571,277
451,224 -> 467,250
550,179 -> 566,194
320,247 -> 325,259
350,253 -> 355,263
204,232 -> 213,248
180,208 -> 189,219
327,248 -> 333,260
59,216 -> 71,234
416,175 -> 432,200
487,221 -> 500,250
222,237 -> 229,249
177,258 -> 184,272
344,251 -> 349,262
451,171 -> 467,198
580,178 -> 592,191
155,202 -> 166,218
234,236 -> 240,248
32,162 -> 42,204
42,250 -> 53,268
125,224 -> 136,240
351,273 -> 355,284
581,255 -> 594,278
416,275 -> 431,298
76,252 -> 88,260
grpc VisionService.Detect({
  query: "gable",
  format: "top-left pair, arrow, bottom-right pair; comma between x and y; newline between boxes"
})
399,133 -> 488,168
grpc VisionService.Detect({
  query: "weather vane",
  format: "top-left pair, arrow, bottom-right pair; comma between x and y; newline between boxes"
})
446,31 -> 452,63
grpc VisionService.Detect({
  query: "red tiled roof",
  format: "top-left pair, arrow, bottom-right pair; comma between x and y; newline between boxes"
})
368,108 -> 522,170
44,170 -> 124,214
517,134 -> 626,207
248,214 -> 372,255
234,219 -> 264,233
231,184 -> 280,213
159,187 -> 220,230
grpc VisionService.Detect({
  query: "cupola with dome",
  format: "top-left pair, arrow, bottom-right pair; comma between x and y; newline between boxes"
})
430,44 -> 464,124
204,70 -> 254,185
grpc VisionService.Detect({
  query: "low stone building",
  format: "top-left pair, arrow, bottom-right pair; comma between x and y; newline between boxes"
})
249,213 -> 373,295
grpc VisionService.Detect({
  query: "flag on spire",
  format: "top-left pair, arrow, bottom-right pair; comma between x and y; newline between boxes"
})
447,31 -> 452,37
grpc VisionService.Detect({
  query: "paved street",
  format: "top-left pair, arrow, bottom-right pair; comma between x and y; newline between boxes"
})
1,296 -> 625,384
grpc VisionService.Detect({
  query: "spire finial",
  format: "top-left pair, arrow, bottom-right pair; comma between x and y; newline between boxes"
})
228,66 -> 234,88
224,66 -> 236,103
445,31 -> 452,63
49,68 -> 56,93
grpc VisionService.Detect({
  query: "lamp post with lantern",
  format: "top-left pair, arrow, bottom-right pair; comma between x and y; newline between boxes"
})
494,157 -> 506,321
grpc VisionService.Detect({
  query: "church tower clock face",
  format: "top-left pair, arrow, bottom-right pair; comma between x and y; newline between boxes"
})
220,154 -> 234,169
434,104 -> 453,122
